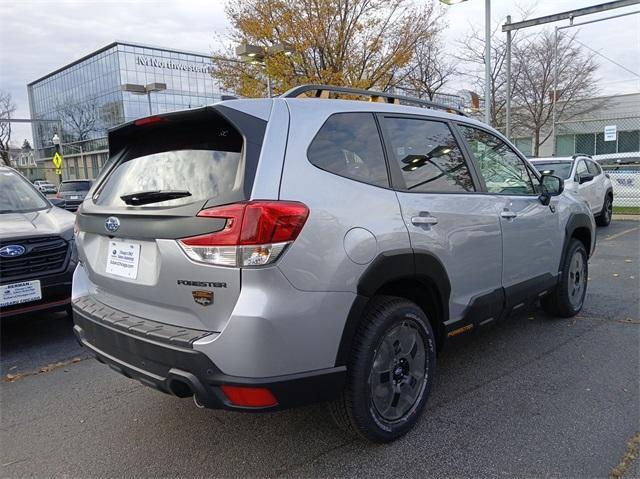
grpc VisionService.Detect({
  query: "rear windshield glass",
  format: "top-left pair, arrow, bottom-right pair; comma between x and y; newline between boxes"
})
60,181 -> 92,192
94,114 -> 244,208
532,162 -> 573,179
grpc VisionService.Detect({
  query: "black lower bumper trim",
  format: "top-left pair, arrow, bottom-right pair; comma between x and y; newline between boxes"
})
1,266 -> 75,318
73,304 -> 346,411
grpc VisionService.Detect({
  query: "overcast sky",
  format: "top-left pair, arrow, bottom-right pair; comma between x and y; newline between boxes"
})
1,0 -> 638,146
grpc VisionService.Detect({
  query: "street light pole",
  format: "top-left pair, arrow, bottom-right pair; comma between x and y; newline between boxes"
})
439,0 -> 491,125
484,0 -> 492,125
121,83 -> 167,116
235,43 -> 294,98
266,76 -> 273,98
505,15 -> 512,139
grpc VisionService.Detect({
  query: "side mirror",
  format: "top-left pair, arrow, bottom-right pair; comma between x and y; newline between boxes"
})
578,173 -> 594,184
539,174 -> 564,206
50,198 -> 65,208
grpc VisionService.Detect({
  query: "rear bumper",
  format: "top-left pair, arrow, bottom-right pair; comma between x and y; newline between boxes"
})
61,199 -> 83,211
72,298 -> 346,411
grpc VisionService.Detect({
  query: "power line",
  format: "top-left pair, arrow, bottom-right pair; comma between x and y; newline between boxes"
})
571,37 -> 640,79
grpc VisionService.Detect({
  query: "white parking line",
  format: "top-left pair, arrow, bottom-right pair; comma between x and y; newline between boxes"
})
605,226 -> 640,241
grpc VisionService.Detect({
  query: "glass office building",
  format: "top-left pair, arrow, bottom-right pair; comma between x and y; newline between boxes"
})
27,41 -> 227,179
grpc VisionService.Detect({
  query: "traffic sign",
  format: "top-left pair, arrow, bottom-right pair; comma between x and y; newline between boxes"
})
52,152 -> 63,168
55,169 -> 62,175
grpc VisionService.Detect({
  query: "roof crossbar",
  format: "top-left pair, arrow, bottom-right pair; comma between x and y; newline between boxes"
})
281,84 -> 467,116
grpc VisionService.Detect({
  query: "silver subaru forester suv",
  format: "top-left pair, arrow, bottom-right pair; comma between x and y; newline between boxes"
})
72,85 -> 595,442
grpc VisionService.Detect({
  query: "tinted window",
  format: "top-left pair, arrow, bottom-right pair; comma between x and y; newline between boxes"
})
381,118 -> 474,192
0,170 -> 49,213
460,125 -> 536,195
586,160 -> 601,176
60,181 -> 92,192
307,113 -> 388,188
532,161 -> 573,179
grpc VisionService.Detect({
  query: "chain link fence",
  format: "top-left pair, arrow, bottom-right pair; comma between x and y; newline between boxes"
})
556,108 -> 640,209
603,164 -> 640,209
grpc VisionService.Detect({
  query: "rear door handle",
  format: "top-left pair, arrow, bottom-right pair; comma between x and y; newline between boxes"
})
500,210 -> 517,219
411,215 -> 438,226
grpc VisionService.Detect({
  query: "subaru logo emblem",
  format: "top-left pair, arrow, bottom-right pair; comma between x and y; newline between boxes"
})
105,216 -> 120,233
0,244 -> 26,258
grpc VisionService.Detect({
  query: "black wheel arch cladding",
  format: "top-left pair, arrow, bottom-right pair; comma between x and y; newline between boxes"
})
335,249 -> 451,367
562,212 -> 593,267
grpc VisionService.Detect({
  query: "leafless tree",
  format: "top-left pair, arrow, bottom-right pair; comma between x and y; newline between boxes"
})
456,18 -> 528,129
402,40 -> 456,101
57,99 -> 98,142
0,91 -> 17,166
512,30 -> 599,156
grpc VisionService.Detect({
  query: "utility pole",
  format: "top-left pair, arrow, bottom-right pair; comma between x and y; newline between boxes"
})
505,15 -> 512,139
484,0 -> 491,125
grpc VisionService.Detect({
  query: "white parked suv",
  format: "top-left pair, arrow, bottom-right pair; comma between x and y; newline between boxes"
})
530,155 -> 613,226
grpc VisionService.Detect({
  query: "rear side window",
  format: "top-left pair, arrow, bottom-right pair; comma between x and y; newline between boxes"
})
575,160 -> 589,181
95,113 -> 245,208
60,181 -> 92,192
586,160 -> 601,176
381,117 -> 475,192
307,113 -> 389,188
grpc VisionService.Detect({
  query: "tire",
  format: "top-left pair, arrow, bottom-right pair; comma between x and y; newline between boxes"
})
329,295 -> 436,443
596,195 -> 612,227
541,239 -> 588,318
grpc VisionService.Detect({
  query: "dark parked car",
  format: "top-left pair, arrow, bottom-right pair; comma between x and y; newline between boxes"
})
56,179 -> 93,211
0,167 -> 77,317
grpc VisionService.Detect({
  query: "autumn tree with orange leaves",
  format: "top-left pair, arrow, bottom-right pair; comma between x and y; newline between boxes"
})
212,0 -> 446,98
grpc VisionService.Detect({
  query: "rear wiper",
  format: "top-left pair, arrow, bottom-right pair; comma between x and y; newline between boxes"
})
120,190 -> 191,206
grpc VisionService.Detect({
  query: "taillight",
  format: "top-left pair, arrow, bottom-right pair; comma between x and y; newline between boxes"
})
134,115 -> 167,126
178,201 -> 309,267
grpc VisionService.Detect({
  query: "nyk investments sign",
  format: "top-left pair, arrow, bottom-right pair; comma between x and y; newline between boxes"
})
136,56 -> 213,74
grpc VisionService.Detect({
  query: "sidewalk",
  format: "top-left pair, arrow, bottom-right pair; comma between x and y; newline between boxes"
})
612,214 -> 640,221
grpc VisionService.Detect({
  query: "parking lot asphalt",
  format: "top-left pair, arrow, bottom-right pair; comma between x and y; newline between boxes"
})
1,220 -> 639,478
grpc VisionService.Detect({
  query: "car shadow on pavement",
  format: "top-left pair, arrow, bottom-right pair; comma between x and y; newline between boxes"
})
1,310 -> 89,377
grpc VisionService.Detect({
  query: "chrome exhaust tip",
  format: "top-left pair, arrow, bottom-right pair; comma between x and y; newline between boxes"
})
193,394 -> 205,409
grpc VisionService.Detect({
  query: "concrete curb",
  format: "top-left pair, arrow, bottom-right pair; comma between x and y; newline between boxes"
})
612,214 -> 640,221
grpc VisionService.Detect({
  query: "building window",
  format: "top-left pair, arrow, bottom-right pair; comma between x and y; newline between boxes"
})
618,131 -> 640,153
596,132 -> 617,155
513,137 -> 533,157
575,134 -> 595,155
91,156 -> 99,176
556,135 -> 574,156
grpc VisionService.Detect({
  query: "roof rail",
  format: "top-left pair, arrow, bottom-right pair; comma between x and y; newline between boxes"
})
572,154 -> 593,159
281,84 -> 467,117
